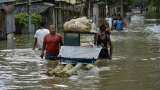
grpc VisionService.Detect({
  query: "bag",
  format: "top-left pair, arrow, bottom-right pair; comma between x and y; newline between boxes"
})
64,17 -> 91,32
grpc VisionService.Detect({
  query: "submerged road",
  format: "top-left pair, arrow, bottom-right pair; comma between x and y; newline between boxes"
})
0,16 -> 160,90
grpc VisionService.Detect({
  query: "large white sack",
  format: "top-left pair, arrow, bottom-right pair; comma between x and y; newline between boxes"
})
64,17 -> 91,32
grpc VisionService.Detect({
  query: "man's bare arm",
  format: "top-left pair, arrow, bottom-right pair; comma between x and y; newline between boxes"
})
32,38 -> 37,50
40,40 -> 46,59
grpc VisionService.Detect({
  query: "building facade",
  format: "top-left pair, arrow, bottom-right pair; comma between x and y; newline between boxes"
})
0,0 -> 16,40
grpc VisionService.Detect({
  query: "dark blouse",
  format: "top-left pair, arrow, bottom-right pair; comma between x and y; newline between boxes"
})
97,31 -> 110,48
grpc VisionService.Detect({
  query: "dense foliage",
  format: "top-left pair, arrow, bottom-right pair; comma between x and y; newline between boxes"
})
149,0 -> 160,7
146,0 -> 160,18
15,13 -> 42,28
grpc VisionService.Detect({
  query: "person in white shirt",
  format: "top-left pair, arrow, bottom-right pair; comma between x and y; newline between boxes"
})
33,23 -> 49,50
105,16 -> 113,31
89,19 -> 98,33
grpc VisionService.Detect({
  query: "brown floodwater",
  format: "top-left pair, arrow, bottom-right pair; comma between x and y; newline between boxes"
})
0,18 -> 160,90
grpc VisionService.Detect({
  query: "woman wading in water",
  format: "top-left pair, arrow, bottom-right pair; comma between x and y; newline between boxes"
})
96,24 -> 113,60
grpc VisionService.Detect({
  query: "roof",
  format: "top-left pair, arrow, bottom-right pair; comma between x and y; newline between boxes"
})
55,0 -> 81,5
58,46 -> 102,64
15,2 -> 53,13
0,0 -> 15,9
59,46 -> 101,59
0,0 -> 15,3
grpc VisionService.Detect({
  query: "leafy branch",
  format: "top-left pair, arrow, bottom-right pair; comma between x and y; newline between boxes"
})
15,13 -> 42,28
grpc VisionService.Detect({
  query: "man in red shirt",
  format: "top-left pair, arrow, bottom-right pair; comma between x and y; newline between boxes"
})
40,25 -> 63,60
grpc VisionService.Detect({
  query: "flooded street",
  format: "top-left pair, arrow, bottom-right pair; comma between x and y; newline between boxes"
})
0,16 -> 160,90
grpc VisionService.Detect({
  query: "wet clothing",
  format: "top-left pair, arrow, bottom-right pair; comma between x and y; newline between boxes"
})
45,53 -> 58,60
34,28 -> 49,49
44,34 -> 63,59
97,31 -> 111,59
99,48 -> 110,59
114,20 -> 124,31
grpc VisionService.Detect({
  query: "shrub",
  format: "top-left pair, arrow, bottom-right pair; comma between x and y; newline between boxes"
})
15,13 -> 42,28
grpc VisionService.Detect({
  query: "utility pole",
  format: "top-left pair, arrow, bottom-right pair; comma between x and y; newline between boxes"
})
88,0 -> 91,18
28,0 -> 32,34
1,4 -> 16,49
121,0 -> 124,17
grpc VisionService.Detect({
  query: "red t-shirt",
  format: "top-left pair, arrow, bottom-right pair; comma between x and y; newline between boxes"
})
44,34 -> 63,55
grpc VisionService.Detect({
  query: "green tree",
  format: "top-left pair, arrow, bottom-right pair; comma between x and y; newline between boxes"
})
146,0 -> 160,18
149,0 -> 160,7
15,13 -> 42,28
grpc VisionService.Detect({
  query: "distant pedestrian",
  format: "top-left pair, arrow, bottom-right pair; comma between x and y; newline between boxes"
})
33,23 -> 49,50
105,15 -> 113,31
90,20 -> 97,32
114,14 -> 125,31
40,25 -> 63,60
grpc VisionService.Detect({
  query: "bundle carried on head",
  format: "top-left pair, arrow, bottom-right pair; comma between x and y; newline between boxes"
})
64,17 -> 91,32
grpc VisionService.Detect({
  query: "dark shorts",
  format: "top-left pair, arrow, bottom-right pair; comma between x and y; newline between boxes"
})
98,48 -> 110,59
45,53 -> 58,60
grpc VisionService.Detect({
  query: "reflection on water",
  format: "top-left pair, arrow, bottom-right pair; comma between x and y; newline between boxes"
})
0,49 -> 48,90
145,24 -> 160,33
0,16 -> 160,90
7,33 -> 16,49
130,15 -> 144,27
0,34 -> 34,50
